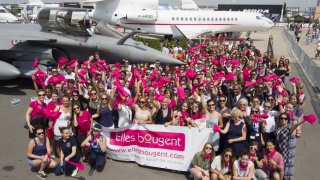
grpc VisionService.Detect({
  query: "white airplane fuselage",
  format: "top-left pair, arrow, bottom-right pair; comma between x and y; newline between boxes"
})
90,6 -> 272,38
0,7 -> 18,22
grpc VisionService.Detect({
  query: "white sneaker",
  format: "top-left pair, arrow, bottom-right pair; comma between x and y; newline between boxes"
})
71,167 -> 78,177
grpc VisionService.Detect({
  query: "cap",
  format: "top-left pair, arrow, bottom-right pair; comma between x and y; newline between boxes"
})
47,66 -> 52,70
92,124 -> 102,132
150,64 -> 155,68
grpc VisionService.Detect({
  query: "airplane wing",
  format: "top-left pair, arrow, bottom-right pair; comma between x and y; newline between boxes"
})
173,25 -> 211,39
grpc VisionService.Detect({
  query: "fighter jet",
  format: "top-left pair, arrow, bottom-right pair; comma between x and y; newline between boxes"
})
0,8 -> 183,80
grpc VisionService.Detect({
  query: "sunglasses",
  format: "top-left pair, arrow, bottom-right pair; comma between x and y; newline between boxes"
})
252,111 -> 259,113
219,100 -> 226,102
268,99 -> 274,101
73,107 -> 80,111
264,106 -> 271,108
91,92 -> 97,95
205,147 -> 212,150
280,117 -> 288,120
208,104 -> 215,107
101,98 -> 108,100
139,101 -> 146,104
73,94 -> 79,97
38,94 -> 45,97
37,132 -> 44,135
52,70 -> 57,73
224,154 -> 232,158
250,146 -> 258,151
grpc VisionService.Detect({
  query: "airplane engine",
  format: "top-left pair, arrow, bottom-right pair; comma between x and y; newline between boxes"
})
125,11 -> 158,22
37,7 -> 92,36
0,61 -> 20,80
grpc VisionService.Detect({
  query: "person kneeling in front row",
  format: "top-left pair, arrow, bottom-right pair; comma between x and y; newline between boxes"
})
81,124 -> 107,176
54,127 -> 81,177
27,125 -> 57,179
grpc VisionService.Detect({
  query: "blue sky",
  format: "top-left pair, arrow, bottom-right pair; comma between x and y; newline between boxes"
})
0,0 -> 318,11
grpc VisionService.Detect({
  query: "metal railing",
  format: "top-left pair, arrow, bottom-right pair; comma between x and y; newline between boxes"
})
283,29 -> 320,90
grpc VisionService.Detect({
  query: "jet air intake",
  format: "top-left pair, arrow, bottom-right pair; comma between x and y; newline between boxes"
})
37,7 -> 92,36
125,11 -> 158,22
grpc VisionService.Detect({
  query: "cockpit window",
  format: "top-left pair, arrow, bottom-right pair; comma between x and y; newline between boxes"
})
0,9 -> 6,13
256,16 -> 261,20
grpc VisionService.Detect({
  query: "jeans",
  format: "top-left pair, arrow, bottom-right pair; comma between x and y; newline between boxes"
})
89,151 -> 106,169
54,161 -> 76,176
255,169 -> 268,180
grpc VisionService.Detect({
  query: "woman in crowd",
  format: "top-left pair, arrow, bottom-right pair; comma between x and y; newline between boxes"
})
245,107 -> 265,145
132,81 -> 152,124
81,124 -> 107,176
54,127 -> 81,177
95,93 -> 115,128
274,60 -> 288,82
26,89 -> 47,138
153,97 -> 174,126
201,97 -> 223,152
172,100 -> 191,126
190,142 -> 215,180
53,95 -> 72,157
247,141 -> 267,180
232,151 -> 255,180
262,140 -> 284,180
78,89 -> 101,123
117,96 -> 133,128
73,103 -> 93,163
210,148 -> 234,180
27,125 -> 57,179
189,101 -> 206,129
275,112 -> 306,180
217,95 -> 232,153
283,59 -> 291,85
221,109 -> 247,158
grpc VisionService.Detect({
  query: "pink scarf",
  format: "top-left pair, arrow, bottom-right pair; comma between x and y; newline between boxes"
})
224,161 -> 229,168
268,150 -> 277,159
239,161 -> 249,171
87,134 -> 101,150
250,153 -> 256,162
203,153 -> 211,159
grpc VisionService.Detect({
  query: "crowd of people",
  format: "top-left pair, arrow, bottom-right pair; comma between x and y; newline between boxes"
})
25,38 -> 315,179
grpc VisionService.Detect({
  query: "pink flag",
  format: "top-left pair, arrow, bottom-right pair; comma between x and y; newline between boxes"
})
303,114 -> 316,126
33,57 -> 38,68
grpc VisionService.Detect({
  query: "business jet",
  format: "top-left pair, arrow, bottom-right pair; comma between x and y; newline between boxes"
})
0,6 -> 18,22
88,0 -> 272,39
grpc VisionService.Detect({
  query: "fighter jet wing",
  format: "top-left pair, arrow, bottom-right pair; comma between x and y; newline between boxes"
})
173,25 -> 211,39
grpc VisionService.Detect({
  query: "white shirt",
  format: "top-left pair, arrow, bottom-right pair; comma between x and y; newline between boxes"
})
262,110 -> 277,133
211,156 -> 229,175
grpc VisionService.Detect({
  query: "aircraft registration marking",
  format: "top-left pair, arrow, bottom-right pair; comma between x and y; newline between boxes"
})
11,40 -> 22,46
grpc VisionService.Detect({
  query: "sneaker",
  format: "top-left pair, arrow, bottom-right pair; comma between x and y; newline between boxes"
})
88,168 -> 94,176
37,171 -> 48,179
71,167 -> 78,177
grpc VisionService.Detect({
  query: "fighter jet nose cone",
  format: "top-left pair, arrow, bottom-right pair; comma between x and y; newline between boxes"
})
0,61 -> 21,80
152,53 -> 185,65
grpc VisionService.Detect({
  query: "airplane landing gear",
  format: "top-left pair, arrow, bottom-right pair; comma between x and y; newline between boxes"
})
164,35 -> 173,40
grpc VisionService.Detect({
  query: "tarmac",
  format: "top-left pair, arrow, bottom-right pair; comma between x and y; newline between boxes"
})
0,27 -> 319,180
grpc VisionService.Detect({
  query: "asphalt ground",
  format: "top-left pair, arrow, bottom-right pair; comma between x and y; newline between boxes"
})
0,27 -> 319,180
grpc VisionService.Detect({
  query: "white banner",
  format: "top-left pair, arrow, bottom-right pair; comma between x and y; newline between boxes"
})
102,124 -> 213,171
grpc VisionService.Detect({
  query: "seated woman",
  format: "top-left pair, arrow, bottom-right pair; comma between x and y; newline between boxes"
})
232,151 -> 255,180
54,127 -> 81,177
210,148 -> 234,180
27,125 -> 57,179
81,124 -> 107,176
247,141 -> 267,180
261,140 -> 284,180
190,142 -> 215,180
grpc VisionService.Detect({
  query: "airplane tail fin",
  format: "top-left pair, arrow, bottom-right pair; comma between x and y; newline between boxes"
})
180,0 -> 198,10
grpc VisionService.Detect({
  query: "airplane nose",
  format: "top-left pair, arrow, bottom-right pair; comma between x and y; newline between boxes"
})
0,61 -> 21,80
